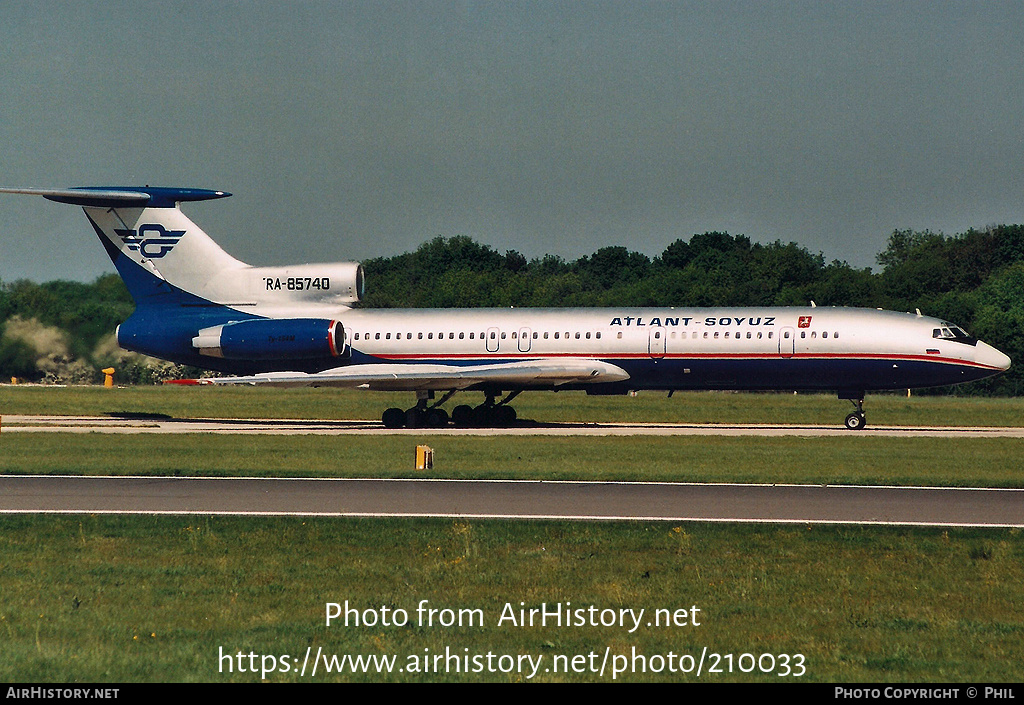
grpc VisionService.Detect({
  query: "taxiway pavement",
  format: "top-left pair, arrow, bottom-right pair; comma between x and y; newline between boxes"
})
5,415 -> 1024,437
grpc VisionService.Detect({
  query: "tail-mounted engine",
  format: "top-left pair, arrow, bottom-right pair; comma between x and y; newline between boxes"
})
193,319 -> 347,360
216,262 -> 364,305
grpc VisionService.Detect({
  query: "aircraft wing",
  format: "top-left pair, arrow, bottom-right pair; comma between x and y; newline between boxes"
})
198,359 -> 630,391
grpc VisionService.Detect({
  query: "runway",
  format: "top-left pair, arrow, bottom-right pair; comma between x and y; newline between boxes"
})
1,476 -> 1022,527
5,414 -> 1024,437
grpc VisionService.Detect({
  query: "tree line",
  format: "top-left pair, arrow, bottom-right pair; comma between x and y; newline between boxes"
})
2,226 -> 1023,393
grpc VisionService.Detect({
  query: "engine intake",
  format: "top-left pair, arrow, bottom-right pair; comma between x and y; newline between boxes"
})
193,319 -> 345,360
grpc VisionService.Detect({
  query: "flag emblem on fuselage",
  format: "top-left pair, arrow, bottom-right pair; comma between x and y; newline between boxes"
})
798,315 -> 812,328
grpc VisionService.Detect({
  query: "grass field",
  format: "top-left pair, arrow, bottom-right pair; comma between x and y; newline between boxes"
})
2,434 -> 1024,488
1,515 -> 1022,682
1,386 -> 1022,682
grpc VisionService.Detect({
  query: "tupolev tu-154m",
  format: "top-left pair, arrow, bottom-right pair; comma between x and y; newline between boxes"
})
0,186 -> 1010,429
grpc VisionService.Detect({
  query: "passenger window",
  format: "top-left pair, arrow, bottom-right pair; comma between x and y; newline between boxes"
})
459,332 -> 465,339
596,332 -> 602,339
449,332 -> 454,339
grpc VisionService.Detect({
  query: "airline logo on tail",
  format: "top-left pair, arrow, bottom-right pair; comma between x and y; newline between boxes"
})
113,223 -> 185,259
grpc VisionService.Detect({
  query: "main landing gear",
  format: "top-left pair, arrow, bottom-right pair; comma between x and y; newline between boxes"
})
842,394 -> 867,430
380,390 -> 522,429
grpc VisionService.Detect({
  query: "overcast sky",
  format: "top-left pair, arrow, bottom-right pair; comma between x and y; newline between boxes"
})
2,1 -> 1023,283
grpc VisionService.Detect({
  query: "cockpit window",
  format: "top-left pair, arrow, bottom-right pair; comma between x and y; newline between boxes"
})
932,322 -> 977,345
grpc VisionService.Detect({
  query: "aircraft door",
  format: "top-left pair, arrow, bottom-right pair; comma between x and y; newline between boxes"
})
518,327 -> 532,353
648,327 -> 666,359
486,326 -> 500,353
779,327 -> 795,358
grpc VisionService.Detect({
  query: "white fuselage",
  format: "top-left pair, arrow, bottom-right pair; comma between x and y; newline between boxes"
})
320,305 -> 1009,393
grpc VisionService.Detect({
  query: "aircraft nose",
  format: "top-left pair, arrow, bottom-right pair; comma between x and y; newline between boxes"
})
976,341 -> 1011,371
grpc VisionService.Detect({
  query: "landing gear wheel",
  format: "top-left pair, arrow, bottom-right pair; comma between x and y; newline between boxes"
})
495,405 -> 517,427
472,404 -> 494,428
382,407 -> 405,429
405,407 -> 426,429
451,405 -> 474,428
844,412 -> 867,430
425,407 -> 449,428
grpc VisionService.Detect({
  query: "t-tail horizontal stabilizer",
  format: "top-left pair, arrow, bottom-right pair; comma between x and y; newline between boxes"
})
0,187 -> 231,207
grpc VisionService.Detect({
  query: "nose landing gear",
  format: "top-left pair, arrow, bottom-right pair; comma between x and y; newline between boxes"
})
841,394 -> 867,430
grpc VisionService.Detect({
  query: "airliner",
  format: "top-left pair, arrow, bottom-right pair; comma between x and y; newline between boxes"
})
1,186 -> 1010,430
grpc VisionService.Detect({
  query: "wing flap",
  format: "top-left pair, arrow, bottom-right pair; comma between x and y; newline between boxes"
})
200,359 -> 630,391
